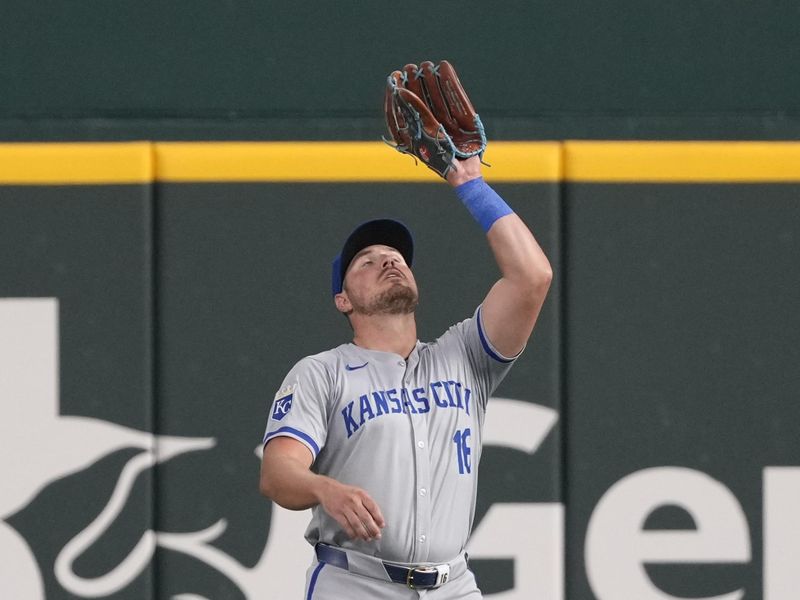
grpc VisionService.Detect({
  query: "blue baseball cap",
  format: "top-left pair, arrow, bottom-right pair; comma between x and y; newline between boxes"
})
331,219 -> 414,296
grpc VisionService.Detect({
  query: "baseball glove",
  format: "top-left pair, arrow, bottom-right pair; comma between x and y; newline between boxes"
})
383,60 -> 487,179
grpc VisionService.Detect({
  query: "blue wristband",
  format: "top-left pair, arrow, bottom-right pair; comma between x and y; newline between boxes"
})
454,177 -> 514,233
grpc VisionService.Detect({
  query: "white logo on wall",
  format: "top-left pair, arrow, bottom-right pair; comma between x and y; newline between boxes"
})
0,298 -> 563,599
0,298 -> 216,599
7,297 -> 800,599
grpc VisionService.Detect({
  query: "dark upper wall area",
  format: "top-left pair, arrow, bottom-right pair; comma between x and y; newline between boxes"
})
1,0 -> 799,140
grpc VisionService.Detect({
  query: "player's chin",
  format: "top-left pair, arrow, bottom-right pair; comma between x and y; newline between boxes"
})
375,285 -> 418,314
385,277 -> 410,290
391,279 -> 418,299
379,278 -> 413,296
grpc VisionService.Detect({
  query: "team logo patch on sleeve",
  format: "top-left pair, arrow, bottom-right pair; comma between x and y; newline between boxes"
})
271,385 -> 295,421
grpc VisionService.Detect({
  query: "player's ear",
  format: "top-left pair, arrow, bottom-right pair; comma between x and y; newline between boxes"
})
334,292 -> 352,315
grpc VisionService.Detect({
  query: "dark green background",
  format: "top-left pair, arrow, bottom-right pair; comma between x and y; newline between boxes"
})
1,181 -> 562,598
0,185 -> 155,599
4,177 -> 799,598
564,184 -> 800,599
1,1 -> 799,140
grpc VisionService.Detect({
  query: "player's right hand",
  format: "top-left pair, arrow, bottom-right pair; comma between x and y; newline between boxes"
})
317,479 -> 386,541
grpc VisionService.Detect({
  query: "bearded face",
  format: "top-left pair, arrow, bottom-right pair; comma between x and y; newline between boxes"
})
347,280 -> 419,316
338,244 -> 419,318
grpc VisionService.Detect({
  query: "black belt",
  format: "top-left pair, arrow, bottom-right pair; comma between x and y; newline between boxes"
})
315,543 -> 453,589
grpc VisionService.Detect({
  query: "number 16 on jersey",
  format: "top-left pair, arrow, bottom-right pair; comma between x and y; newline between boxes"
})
453,428 -> 472,474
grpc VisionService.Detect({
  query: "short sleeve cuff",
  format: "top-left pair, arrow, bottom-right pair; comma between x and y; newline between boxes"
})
263,426 -> 321,459
476,305 -> 524,363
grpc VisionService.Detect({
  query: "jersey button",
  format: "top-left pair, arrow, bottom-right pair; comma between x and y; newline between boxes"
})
417,440 -> 425,449
419,535 -> 426,543
419,488 -> 427,496
397,361 -> 405,367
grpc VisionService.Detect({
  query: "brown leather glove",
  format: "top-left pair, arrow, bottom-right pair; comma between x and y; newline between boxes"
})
384,60 -> 487,179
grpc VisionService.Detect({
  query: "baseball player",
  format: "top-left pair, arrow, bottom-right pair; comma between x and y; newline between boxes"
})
260,61 -> 552,599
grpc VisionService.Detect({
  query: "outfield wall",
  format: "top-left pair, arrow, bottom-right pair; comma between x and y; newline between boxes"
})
2,2 -> 799,141
1,142 -> 799,599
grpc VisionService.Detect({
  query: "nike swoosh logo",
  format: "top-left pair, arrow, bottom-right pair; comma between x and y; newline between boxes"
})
345,362 -> 369,371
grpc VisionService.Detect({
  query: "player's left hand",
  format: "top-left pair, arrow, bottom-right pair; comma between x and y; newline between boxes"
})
383,60 -> 487,179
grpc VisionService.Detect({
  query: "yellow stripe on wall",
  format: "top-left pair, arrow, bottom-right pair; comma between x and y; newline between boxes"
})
0,142 -> 153,185
155,141 -> 562,183
1,141 -> 799,185
565,141 -> 800,182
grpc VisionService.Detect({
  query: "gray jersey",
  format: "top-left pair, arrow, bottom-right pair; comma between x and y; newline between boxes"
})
262,305 -> 518,564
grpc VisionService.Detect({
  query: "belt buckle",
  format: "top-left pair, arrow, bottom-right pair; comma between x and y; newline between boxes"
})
406,564 -> 450,589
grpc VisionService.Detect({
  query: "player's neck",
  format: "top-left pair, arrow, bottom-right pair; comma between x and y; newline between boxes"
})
351,313 -> 417,358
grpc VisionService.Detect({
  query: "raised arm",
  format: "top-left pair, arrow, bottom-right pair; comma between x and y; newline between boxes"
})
447,156 -> 553,358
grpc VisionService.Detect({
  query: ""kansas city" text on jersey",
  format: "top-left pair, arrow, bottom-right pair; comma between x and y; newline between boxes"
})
341,380 -> 472,438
